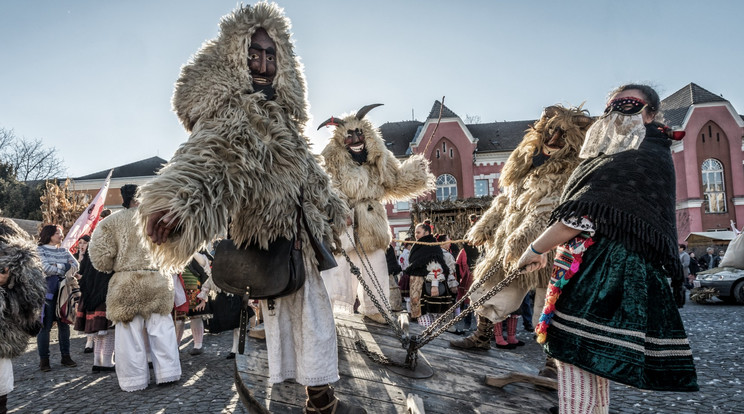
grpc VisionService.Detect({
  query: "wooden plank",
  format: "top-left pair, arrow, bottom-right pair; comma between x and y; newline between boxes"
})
235,312 -> 557,413
486,373 -> 559,390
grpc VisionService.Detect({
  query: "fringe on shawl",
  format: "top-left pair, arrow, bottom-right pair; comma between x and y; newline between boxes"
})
550,200 -> 683,280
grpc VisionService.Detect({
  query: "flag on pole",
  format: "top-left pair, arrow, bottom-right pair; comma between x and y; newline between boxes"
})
62,169 -> 114,251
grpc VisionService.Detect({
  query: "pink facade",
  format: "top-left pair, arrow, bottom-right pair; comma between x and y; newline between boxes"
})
384,84 -> 744,243
672,104 -> 744,239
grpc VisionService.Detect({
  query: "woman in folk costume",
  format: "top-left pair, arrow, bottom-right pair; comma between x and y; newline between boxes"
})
74,233 -> 116,372
89,184 -> 181,392
405,223 -> 451,324
137,4 -> 362,413
319,104 -> 434,322
450,105 -> 592,353
517,84 -> 697,413
173,251 -> 212,355
0,218 -> 46,412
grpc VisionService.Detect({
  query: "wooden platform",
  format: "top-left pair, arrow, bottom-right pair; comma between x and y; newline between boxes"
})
235,312 -> 557,413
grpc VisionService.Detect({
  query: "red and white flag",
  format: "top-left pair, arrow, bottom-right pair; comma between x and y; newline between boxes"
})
62,169 -> 113,251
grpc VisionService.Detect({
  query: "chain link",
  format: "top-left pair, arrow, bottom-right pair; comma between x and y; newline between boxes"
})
340,231 -> 524,369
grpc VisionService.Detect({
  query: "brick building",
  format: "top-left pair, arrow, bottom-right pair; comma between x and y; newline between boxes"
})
380,83 -> 744,243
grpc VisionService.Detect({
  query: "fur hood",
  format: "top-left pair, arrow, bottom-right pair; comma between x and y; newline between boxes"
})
500,105 -> 592,188
0,218 -> 46,358
322,115 -> 390,190
173,2 -> 308,133
468,105 -> 591,288
137,3 -> 348,270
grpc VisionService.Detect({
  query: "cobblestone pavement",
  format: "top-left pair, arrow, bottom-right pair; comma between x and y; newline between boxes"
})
8,325 -> 248,414
7,294 -> 743,413
506,294 -> 744,414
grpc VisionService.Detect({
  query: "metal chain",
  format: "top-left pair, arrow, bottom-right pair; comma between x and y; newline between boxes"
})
353,338 -> 417,369
339,244 -> 408,344
340,232 -> 524,368
349,229 -> 393,312
416,259 -> 505,340
413,267 -> 524,350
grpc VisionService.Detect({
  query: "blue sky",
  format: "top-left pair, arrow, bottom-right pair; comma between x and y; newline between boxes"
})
1,1 -> 742,177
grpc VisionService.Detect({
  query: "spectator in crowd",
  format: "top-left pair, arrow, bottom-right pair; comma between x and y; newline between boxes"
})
74,231 -> 115,372
699,247 -> 721,270
36,224 -> 79,372
687,252 -> 700,289
73,235 -> 96,354
679,244 -> 691,289
0,218 -> 46,412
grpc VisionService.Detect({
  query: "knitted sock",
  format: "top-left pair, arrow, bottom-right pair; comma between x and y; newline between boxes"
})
506,315 -> 520,344
556,360 -> 610,414
85,334 -> 94,348
190,318 -> 204,349
493,320 -> 509,346
175,320 -> 185,345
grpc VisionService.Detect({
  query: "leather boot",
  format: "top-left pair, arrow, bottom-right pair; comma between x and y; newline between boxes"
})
538,356 -> 558,379
449,315 -> 493,350
61,354 -> 77,367
39,358 -> 51,372
0,393 -> 7,414
304,384 -> 366,414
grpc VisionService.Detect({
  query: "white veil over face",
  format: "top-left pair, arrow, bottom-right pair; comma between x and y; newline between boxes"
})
579,112 -> 646,158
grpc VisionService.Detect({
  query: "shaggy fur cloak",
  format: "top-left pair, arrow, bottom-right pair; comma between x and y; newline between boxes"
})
0,218 -> 46,358
137,2 -> 348,270
89,208 -> 174,323
321,113 -> 434,251
468,105 -> 592,289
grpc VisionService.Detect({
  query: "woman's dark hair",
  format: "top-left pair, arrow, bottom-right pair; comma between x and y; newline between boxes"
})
416,223 -> 432,235
610,84 -> 661,119
436,234 -> 449,243
38,224 -> 62,246
78,235 -> 91,243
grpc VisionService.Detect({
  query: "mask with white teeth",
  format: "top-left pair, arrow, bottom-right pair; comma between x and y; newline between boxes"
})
345,128 -> 368,164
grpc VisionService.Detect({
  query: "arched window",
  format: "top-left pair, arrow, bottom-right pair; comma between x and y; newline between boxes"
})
702,158 -> 726,213
436,174 -> 457,201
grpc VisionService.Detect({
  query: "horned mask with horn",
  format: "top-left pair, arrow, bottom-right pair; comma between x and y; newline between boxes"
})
318,103 -> 383,163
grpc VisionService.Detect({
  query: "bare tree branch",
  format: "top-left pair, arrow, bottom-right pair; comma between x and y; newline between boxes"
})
0,128 -> 65,181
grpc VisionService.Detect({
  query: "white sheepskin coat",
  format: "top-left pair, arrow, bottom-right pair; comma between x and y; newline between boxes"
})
89,208 -> 174,324
321,115 -> 435,251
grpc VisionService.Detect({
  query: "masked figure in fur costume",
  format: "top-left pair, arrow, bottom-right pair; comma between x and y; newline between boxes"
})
450,105 -> 592,354
319,104 -> 435,323
0,218 -> 46,412
89,184 -> 181,392
137,4 -> 361,413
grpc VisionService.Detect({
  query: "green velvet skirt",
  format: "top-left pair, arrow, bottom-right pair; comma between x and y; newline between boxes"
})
544,236 -> 698,391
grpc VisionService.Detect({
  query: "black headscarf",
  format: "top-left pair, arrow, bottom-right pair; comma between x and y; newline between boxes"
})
549,123 -> 683,281
405,234 -> 449,277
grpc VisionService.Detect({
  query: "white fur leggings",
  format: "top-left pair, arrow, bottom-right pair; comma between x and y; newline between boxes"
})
556,361 -> 610,414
